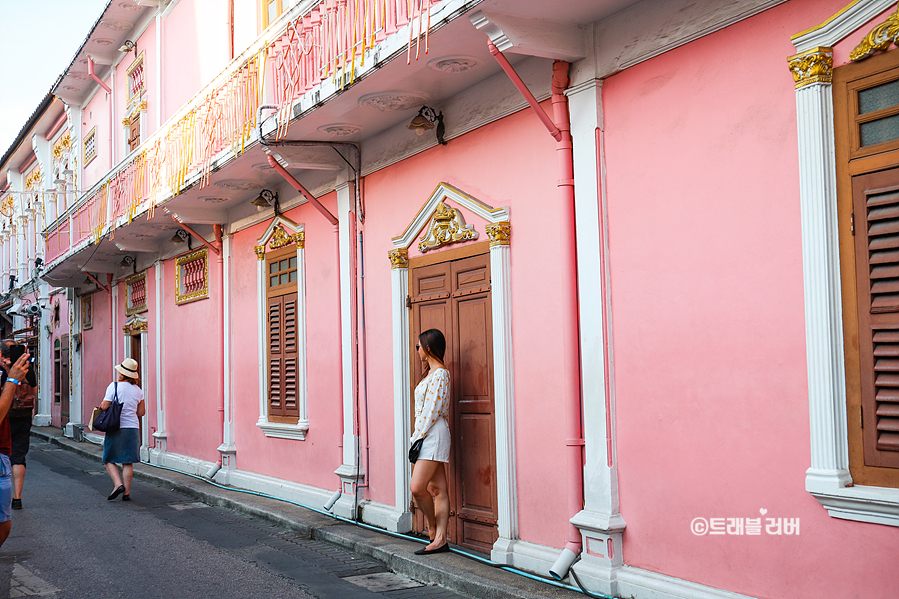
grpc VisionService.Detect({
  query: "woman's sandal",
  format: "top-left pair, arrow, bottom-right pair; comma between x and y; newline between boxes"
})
122,494 -> 131,501
108,485 -> 125,500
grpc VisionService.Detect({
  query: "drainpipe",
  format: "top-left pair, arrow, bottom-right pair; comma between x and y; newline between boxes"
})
487,43 -> 584,580
87,57 -> 112,94
206,224 -> 225,479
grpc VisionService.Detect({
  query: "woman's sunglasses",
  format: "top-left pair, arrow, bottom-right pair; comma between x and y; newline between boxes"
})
415,344 -> 420,350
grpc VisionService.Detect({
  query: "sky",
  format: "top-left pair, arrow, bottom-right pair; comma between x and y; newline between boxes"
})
0,0 -> 111,158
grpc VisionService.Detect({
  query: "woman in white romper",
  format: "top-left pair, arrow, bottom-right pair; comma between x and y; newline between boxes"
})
410,328 -> 451,555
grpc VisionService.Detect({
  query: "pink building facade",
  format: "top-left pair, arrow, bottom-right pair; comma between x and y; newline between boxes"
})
1,1 -> 897,598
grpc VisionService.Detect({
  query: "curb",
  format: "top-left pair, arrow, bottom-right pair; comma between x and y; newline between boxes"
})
31,428 -> 587,599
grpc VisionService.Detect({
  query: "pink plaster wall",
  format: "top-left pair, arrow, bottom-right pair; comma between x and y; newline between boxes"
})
81,91 -> 110,191
230,193 -> 345,490
162,0 -> 229,124
162,253 -> 223,462
603,1 -> 899,597
81,289 -> 113,423
359,101 -> 572,544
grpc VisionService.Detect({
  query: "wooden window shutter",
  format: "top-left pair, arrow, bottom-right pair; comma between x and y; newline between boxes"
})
268,295 -> 285,417
129,112 -> 141,152
267,292 -> 299,419
854,167 -> 899,468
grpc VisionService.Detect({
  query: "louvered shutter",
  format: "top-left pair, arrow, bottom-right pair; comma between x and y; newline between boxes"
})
268,296 -> 284,417
854,168 -> 899,468
282,293 -> 299,417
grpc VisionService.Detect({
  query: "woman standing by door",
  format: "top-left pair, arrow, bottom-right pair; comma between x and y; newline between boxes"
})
410,329 -> 452,555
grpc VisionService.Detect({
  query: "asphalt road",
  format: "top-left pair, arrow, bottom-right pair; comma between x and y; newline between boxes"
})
0,438 -> 464,599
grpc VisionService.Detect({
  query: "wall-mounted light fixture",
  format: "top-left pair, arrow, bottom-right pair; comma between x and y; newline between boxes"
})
120,255 -> 136,273
251,189 -> 277,212
170,228 -> 192,249
407,106 -> 446,145
118,40 -> 136,53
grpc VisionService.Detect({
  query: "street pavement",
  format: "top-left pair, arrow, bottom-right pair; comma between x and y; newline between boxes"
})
2,429 -> 587,599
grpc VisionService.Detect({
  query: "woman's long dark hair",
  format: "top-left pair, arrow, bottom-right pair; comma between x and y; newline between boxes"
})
417,328 -> 446,383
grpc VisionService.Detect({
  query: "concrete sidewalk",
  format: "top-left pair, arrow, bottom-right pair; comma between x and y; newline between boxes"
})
31,426 -> 590,599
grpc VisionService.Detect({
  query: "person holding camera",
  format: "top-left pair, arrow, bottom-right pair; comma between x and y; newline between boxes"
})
0,340 -> 33,547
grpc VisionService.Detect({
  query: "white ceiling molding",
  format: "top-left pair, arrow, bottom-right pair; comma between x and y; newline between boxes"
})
469,10 -> 587,62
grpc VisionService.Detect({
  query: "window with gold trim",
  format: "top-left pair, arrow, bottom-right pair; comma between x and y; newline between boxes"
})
834,48 -> 899,489
125,272 -> 147,316
175,248 -> 209,305
83,126 -> 97,165
260,0 -> 284,30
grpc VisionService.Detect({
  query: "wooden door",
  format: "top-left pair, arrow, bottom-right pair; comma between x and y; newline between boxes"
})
60,334 -> 70,426
130,335 -> 142,379
410,250 -> 498,552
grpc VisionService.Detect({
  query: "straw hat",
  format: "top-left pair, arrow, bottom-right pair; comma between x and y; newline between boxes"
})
115,358 -> 139,378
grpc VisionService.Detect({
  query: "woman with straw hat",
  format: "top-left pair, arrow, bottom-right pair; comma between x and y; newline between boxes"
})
101,358 -> 145,501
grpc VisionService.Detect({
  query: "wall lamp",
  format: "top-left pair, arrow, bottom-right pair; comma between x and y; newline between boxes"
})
407,106 -> 446,145
118,40 -> 136,53
252,189 -> 277,212
120,255 -> 136,273
170,228 -> 192,249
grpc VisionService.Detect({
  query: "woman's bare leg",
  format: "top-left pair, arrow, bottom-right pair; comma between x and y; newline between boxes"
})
411,460 -> 440,540
122,464 -> 133,494
428,463 -> 450,549
105,463 -> 123,490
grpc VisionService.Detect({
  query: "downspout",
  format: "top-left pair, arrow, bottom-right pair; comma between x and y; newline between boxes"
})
206,224 -> 225,479
487,43 -> 584,580
87,57 -> 112,94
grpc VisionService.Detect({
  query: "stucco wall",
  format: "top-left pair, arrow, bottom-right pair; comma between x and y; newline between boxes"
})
230,191 -> 345,490
360,102 -> 571,545
603,1 -> 899,597
162,0 -> 229,124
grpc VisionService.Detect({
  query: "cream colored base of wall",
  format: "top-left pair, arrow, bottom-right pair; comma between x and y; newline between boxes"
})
132,449 -> 758,599
495,538 -> 756,599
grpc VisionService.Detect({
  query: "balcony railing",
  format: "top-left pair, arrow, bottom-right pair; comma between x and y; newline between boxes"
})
43,0 -> 442,268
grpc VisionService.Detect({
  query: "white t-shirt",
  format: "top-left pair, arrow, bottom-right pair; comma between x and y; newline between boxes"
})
102,381 -> 144,429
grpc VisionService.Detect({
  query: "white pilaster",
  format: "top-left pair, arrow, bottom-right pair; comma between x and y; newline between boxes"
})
790,2 -> 899,526
565,78 -> 625,594
67,289 -> 82,429
794,73 -> 851,491
489,237 -> 519,561
218,233 -> 237,472
391,253 -> 413,532
334,181 -> 364,499
151,260 -> 166,458
34,282 -> 51,427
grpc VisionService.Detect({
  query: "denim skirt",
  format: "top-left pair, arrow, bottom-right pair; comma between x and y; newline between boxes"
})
102,427 -> 140,464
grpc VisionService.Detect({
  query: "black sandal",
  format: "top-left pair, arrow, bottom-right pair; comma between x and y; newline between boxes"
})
108,485 -> 125,500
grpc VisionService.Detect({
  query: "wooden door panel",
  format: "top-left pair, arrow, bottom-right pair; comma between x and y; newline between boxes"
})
409,250 -> 497,552
457,296 -> 491,402
458,413 -> 496,512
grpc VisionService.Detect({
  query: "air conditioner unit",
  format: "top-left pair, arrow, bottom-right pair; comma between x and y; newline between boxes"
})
6,301 -> 22,316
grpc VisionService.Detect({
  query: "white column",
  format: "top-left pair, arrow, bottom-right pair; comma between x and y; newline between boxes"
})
67,288 -> 82,433
565,79 -> 625,595
34,281 -> 52,427
334,181 -> 364,503
390,249 -> 412,532
151,261 -> 166,458
487,227 -> 519,562
218,233 -> 237,474
788,48 -> 853,493
295,240 -> 309,428
256,247 -> 267,426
